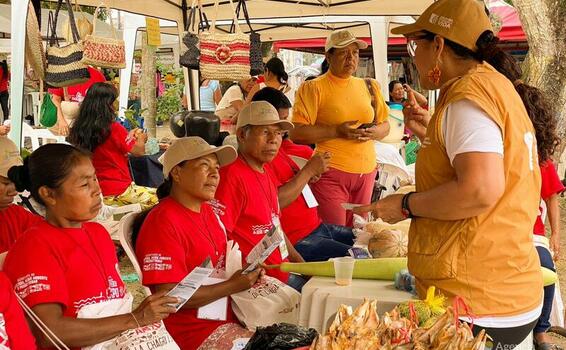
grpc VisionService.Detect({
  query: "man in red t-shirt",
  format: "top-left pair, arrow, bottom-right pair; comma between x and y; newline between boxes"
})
216,101 -> 303,284
252,88 -> 355,262
48,66 -> 106,135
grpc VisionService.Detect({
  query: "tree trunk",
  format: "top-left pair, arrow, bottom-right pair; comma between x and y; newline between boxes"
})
512,0 -> 566,169
141,33 -> 157,138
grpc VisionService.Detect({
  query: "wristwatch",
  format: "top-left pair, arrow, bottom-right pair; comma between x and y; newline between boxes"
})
401,192 -> 416,219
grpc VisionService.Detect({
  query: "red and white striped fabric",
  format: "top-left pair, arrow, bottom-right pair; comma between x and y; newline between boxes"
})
81,4 -> 126,69
199,0 -> 251,81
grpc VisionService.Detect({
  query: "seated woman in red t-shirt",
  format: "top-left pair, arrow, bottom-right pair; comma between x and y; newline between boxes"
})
4,144 -> 177,349
0,137 -> 42,254
136,137 -> 262,350
68,83 -> 156,209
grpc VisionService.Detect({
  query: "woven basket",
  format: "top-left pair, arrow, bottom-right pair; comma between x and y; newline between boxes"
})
25,2 -> 46,80
62,0 -> 93,42
81,3 -> 126,69
45,0 -> 89,87
199,0 -> 250,81
179,0 -> 209,70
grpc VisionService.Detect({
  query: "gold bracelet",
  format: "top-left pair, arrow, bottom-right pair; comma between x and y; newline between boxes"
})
130,312 -> 141,328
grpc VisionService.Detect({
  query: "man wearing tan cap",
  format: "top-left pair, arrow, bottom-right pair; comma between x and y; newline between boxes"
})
0,137 -> 42,253
290,29 -> 390,227
216,101 -> 305,286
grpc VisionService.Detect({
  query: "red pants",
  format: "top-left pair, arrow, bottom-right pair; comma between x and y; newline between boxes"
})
311,167 -> 377,227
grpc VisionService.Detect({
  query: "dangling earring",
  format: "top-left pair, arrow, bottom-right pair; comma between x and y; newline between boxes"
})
427,62 -> 442,86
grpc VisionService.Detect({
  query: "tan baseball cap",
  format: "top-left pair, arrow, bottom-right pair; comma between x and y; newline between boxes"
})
324,30 -> 368,52
0,137 -> 22,178
236,101 -> 294,131
391,0 -> 493,52
159,137 -> 237,179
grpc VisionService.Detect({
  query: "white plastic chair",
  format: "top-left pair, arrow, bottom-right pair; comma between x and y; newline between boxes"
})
118,211 -> 151,296
21,123 -> 67,151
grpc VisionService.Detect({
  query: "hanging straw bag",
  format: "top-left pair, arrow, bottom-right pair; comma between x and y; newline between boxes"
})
231,0 -> 263,76
25,1 -> 47,80
45,0 -> 90,87
199,0 -> 250,81
81,3 -> 126,69
179,0 -> 209,70
62,0 -> 93,43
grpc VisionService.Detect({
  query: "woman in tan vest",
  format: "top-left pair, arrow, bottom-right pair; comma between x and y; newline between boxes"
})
355,0 -> 548,346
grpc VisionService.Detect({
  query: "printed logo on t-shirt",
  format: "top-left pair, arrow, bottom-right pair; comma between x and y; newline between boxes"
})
73,91 -> 86,103
208,199 -> 226,217
251,223 -> 273,236
14,273 -> 51,298
0,314 -> 9,349
143,253 -> 173,271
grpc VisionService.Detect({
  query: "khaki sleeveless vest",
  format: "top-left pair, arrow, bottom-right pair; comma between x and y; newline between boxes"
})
409,63 -> 542,316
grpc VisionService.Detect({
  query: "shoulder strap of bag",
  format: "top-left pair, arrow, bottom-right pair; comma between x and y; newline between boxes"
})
364,78 -> 377,123
16,294 -> 70,350
54,0 -> 81,43
47,11 -> 59,47
91,4 -> 118,39
185,0 -> 198,32
197,0 -> 210,32
229,0 -> 254,34
210,0 -> 240,34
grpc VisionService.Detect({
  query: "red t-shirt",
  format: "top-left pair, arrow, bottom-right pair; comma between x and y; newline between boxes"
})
0,272 -> 37,350
266,150 -> 321,245
136,197 -> 233,350
92,122 -> 135,196
281,139 -> 314,160
534,161 -> 565,236
47,67 -> 106,103
0,66 -> 8,93
0,205 -> 43,253
216,157 -> 289,283
4,221 -> 127,350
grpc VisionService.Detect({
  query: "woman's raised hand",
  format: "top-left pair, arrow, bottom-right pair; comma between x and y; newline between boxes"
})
403,90 -> 430,140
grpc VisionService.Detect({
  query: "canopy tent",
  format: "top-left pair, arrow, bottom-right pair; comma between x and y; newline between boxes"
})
9,0 -> 434,146
273,1 -> 527,53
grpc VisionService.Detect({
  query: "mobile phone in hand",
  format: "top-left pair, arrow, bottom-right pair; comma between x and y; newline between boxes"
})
357,123 -> 376,129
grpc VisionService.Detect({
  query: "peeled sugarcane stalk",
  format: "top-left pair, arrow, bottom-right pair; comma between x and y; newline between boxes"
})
266,258 -> 407,281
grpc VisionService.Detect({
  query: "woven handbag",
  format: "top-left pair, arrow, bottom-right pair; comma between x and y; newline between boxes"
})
62,0 -> 93,43
199,0 -> 250,81
25,1 -> 46,80
45,0 -> 90,87
179,0 -> 209,70
231,0 -> 263,76
81,3 -> 126,69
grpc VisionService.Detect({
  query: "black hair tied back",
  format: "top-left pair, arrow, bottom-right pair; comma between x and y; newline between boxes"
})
8,158 -> 32,193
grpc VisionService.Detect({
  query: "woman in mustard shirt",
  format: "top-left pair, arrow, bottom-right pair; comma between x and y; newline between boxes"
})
356,0 -> 548,347
290,29 -> 390,227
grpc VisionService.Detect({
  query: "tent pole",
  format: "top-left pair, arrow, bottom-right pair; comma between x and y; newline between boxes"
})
118,23 -> 140,120
9,0 -> 29,147
118,13 -> 147,120
368,16 -> 390,98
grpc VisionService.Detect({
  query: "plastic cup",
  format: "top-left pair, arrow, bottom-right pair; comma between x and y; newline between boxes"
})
333,257 -> 355,286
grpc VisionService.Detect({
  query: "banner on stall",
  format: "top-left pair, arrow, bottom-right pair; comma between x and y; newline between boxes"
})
145,17 -> 161,46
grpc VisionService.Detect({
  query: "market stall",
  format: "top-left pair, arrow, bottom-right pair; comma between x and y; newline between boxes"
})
8,0 -> 433,146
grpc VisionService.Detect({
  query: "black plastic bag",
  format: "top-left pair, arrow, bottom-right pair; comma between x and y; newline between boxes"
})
244,323 -> 318,350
